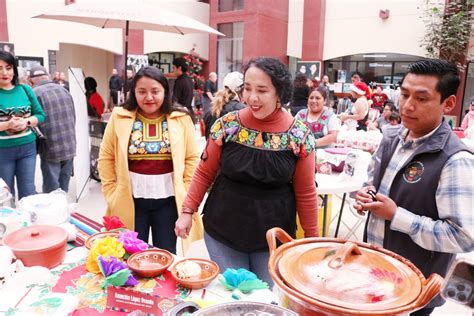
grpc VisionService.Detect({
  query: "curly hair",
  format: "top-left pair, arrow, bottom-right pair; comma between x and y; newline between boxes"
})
211,87 -> 238,117
243,57 -> 293,104
123,66 -> 188,116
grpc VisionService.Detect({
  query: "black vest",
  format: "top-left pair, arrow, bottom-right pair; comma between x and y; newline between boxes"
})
364,121 -> 470,307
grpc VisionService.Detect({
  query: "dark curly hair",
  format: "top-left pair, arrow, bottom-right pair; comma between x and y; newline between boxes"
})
243,57 -> 293,104
123,66 -> 188,116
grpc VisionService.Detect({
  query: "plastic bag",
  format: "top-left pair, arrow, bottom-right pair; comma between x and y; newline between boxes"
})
18,189 -> 69,225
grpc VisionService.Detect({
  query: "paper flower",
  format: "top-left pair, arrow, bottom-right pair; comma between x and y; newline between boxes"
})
118,231 -> 148,254
219,268 -> 268,294
98,256 -> 138,288
103,216 -> 126,231
86,236 -> 126,273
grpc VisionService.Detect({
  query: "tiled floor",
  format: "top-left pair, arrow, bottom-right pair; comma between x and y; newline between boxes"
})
33,125 -> 472,315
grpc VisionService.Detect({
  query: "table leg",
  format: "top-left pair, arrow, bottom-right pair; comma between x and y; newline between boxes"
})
334,193 -> 347,238
321,194 -> 328,237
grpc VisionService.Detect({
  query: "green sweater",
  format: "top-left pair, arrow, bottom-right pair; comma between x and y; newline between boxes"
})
0,84 -> 46,148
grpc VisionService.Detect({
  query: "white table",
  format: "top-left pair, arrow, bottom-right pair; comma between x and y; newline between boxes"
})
315,173 -> 364,237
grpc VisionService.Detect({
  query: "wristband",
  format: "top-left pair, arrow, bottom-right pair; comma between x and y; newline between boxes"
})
181,207 -> 195,215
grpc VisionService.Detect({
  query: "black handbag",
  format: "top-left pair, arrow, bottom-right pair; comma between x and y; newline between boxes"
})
20,85 -> 48,155
31,126 -> 48,155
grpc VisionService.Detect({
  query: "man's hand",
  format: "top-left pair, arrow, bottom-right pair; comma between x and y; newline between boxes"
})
174,213 -> 193,239
354,186 -> 397,220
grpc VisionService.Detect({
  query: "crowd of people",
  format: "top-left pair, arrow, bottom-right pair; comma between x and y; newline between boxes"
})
1,49 -> 472,315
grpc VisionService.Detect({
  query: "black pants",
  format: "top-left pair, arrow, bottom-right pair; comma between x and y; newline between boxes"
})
110,90 -> 119,105
134,196 -> 178,254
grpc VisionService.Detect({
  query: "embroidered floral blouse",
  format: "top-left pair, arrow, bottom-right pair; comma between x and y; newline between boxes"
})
184,107 -> 319,238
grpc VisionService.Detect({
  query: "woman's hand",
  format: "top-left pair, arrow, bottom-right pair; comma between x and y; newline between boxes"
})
7,116 -> 27,132
174,213 -> 193,239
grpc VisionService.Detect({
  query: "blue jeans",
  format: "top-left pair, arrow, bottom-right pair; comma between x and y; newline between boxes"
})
204,231 -> 273,287
0,142 -> 37,199
134,196 -> 178,254
40,158 -> 74,193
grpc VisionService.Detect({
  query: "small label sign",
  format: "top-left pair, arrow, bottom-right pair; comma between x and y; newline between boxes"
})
106,286 -> 179,315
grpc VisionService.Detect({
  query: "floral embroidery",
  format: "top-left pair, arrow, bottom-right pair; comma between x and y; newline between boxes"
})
211,121 -> 222,134
145,142 -> 160,153
133,121 -> 143,131
223,113 -> 236,123
238,129 -> 249,142
209,111 -> 314,157
131,131 -> 142,141
128,115 -> 171,158
270,135 -> 281,149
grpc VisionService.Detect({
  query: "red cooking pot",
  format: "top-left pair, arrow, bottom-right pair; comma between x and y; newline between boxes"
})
267,227 -> 443,315
3,225 -> 68,269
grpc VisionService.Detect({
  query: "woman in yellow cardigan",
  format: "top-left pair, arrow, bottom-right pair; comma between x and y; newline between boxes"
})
98,67 -> 203,254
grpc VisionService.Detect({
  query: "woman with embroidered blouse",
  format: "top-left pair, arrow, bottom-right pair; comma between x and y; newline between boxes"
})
98,67 -> 203,255
175,57 -> 319,285
295,86 -> 340,148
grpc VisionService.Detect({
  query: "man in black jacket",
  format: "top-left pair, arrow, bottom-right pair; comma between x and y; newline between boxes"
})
108,68 -> 122,107
172,57 -> 195,123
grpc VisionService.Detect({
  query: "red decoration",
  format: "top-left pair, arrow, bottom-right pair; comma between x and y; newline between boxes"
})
103,216 -> 126,231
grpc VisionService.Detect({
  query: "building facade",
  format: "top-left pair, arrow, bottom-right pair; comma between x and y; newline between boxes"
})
1,0 -> 472,122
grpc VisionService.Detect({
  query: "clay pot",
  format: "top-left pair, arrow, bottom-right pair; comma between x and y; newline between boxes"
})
3,225 -> 67,269
127,249 -> 174,278
84,230 -> 121,249
267,227 -> 443,315
170,258 -> 219,289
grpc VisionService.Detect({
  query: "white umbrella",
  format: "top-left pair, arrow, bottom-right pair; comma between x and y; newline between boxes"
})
33,2 -> 223,90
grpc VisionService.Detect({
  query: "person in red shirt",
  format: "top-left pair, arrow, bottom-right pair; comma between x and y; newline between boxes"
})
84,77 -> 104,119
371,85 -> 388,113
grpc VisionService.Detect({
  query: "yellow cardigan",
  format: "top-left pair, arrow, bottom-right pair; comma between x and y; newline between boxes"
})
97,107 -> 203,254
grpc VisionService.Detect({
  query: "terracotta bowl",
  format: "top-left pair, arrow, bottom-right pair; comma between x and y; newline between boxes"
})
127,249 -> 174,278
84,230 -> 121,249
170,258 -> 220,289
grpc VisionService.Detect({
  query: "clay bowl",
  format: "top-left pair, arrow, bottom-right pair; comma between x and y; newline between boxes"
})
266,227 -> 443,316
170,258 -> 220,289
127,249 -> 174,278
84,230 -> 121,249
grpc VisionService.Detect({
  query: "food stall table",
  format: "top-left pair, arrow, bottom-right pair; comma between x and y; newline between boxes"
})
316,173 -> 364,238
0,212 -> 277,315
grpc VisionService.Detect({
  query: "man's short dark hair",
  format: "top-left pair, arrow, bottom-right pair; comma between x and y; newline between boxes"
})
389,111 -> 401,123
351,71 -> 363,79
403,58 -> 460,103
172,57 -> 188,73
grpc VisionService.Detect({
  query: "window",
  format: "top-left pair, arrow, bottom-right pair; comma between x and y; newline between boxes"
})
324,53 -> 421,85
218,0 -> 244,12
217,22 -> 244,88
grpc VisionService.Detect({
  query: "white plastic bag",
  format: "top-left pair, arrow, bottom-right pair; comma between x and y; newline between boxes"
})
18,189 -> 69,225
